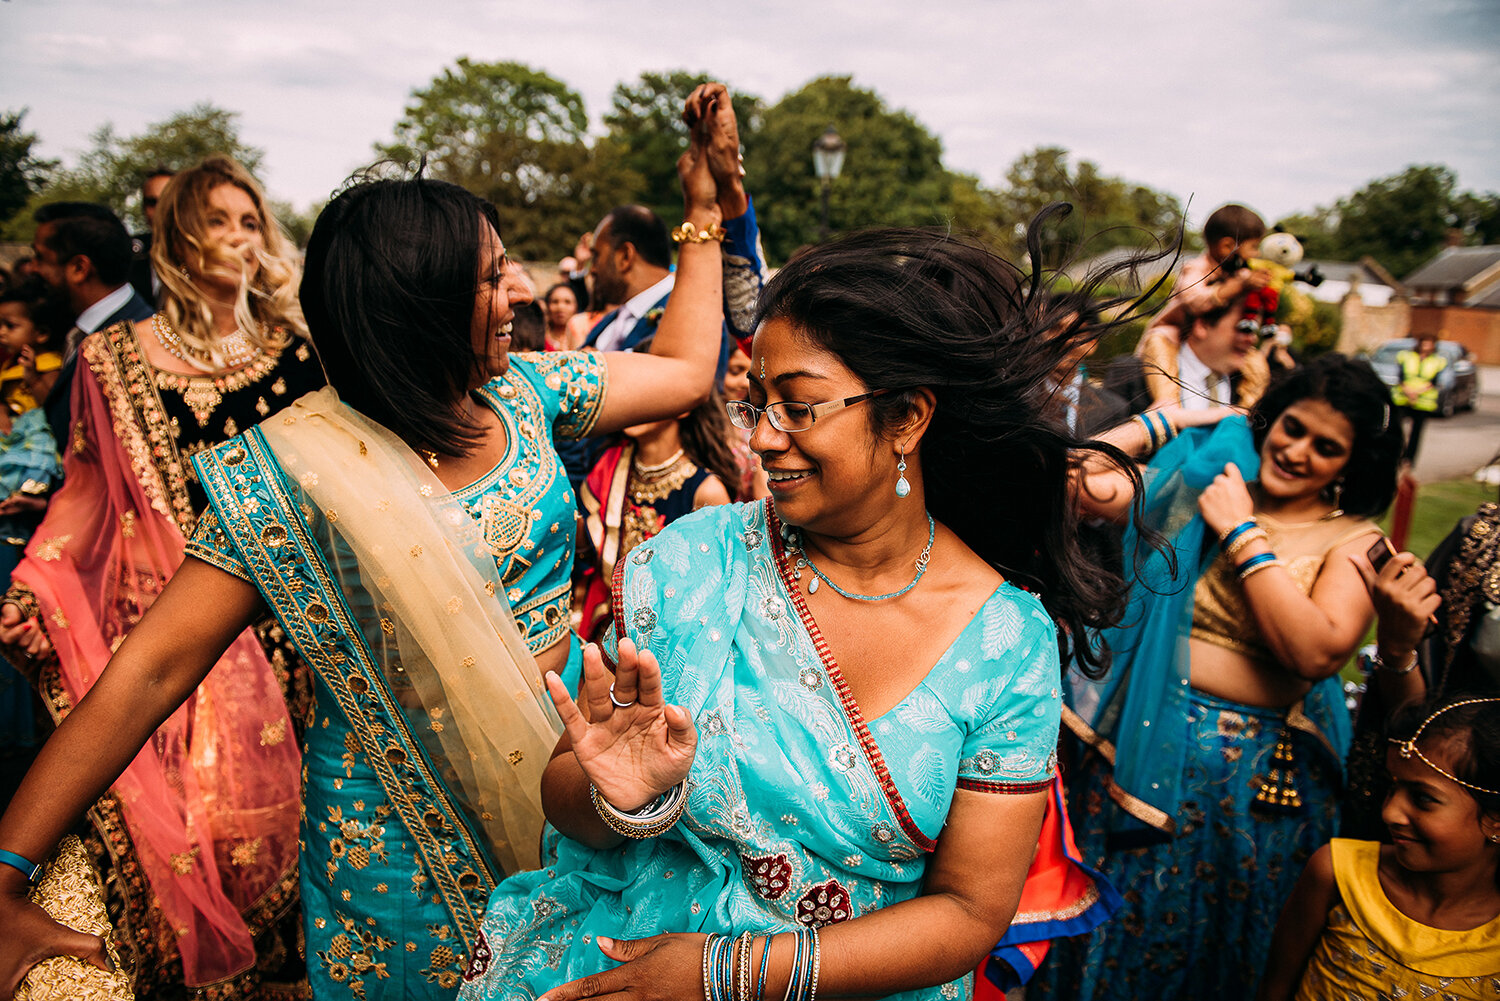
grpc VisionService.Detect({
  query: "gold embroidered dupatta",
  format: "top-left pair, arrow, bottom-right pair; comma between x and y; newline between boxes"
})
258,388 -> 562,872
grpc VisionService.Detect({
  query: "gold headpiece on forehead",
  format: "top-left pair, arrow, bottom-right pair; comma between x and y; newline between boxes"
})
1388,697 -> 1500,796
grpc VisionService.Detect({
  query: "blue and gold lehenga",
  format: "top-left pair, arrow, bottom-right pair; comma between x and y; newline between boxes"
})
458,500 -> 1066,1001
186,351 -> 606,1000
1034,418 -> 1372,1001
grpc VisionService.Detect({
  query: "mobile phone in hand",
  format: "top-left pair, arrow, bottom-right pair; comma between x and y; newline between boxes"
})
1367,537 -> 1397,573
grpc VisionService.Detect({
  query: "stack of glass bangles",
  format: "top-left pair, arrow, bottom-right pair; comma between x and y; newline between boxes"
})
1220,517 -> 1280,580
590,780 -> 687,839
1135,410 -> 1177,451
703,927 -> 820,1001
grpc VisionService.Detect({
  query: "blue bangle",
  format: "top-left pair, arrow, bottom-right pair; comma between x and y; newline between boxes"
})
1220,519 -> 1258,550
1135,414 -> 1159,450
0,847 -> 41,883
1236,551 -> 1279,577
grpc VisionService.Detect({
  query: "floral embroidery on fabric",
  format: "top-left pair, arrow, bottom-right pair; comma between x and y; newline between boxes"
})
795,878 -> 853,926
463,930 -> 493,982
743,853 -> 793,900
316,908 -> 395,993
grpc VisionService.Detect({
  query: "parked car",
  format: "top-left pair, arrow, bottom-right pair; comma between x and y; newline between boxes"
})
1368,339 -> 1479,418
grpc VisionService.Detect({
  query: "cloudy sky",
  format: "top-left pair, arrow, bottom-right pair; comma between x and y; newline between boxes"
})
4,0 -> 1498,234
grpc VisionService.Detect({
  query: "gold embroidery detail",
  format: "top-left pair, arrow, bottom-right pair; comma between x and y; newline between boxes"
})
506,749 -> 524,765
326,509 -> 338,523
260,718 -> 288,746
71,419 -> 87,455
484,581 -> 495,596
380,618 -> 395,634
461,657 -> 475,669
153,346 -> 284,425
49,607 -> 69,630
410,545 -> 423,558
169,846 -> 200,875
119,511 -> 137,538
261,524 -> 289,547
445,596 -> 461,615
306,601 -> 330,623
35,535 -> 72,561
230,837 -> 263,867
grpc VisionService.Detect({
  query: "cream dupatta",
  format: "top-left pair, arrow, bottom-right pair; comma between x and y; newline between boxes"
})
259,388 -> 562,873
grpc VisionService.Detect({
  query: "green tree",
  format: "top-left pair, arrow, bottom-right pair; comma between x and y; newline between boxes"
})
743,76 -> 960,262
2,103 -> 263,239
0,109 -> 57,234
379,59 -> 638,260
1331,165 -> 1459,278
604,71 -> 764,222
993,146 -> 1185,267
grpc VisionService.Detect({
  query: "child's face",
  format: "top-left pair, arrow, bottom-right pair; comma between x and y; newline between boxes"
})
724,348 -> 752,402
0,302 -> 40,353
1237,237 -> 1262,261
1382,742 -> 1499,874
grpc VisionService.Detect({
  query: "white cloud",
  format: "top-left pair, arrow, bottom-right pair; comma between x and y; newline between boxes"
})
3,0 -> 1496,238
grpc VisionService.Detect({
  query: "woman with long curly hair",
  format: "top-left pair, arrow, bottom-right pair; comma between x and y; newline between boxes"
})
0,154 -> 325,998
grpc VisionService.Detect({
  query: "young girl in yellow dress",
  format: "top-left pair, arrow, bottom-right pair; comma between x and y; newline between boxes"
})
1258,696 -> 1500,999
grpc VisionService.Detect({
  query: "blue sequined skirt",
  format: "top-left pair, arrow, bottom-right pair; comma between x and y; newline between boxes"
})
1034,690 -> 1340,1001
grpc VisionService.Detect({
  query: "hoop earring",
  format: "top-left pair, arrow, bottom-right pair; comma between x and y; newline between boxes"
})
895,447 -> 910,499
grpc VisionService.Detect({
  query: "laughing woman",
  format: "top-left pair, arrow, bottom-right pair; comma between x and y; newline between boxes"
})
1039,353 -> 1403,1000
0,102 -> 734,1000
458,224 -> 1136,1001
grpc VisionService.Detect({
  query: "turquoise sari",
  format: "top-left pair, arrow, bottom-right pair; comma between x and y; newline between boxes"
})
186,352 -> 606,1000
459,501 -> 1063,1001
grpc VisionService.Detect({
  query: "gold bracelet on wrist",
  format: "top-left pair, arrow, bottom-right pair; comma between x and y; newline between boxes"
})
670,221 -> 727,244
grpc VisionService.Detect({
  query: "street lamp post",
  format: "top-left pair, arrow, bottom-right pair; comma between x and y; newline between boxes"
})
811,125 -> 846,242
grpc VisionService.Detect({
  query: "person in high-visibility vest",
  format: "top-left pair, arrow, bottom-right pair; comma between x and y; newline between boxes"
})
1392,332 -> 1448,464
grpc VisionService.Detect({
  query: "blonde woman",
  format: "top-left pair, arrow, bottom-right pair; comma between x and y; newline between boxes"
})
0,154 -> 324,998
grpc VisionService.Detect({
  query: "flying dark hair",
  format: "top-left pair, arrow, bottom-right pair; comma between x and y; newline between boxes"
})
0,277 -> 70,353
1249,353 -> 1402,518
601,205 -> 672,271
753,207 -> 1169,676
1389,695 -> 1500,821
1203,203 -> 1266,246
32,201 -> 133,286
300,168 -> 500,456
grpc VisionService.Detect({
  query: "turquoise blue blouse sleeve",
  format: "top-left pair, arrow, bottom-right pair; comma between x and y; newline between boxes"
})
955,587 -> 1062,792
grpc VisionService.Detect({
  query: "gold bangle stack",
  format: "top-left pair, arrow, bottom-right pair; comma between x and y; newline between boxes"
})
590,781 -> 688,839
670,221 -> 727,244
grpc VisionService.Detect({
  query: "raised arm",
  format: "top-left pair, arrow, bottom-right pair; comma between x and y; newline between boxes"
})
589,88 -> 730,435
0,558 -> 265,996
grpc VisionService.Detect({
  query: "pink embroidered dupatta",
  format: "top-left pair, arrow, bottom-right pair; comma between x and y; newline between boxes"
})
13,325 -> 300,986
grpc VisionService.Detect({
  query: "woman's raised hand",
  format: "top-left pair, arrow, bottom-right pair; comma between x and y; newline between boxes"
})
544,639 -> 697,813
0,603 -> 51,660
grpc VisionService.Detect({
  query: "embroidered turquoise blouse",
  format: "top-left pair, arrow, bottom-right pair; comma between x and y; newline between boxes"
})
185,351 -> 606,1000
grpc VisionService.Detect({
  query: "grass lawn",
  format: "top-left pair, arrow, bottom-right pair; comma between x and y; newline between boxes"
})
1378,476 -> 1496,562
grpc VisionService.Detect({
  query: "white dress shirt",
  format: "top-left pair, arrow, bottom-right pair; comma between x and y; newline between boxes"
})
594,273 -> 674,353
1176,342 -> 1228,410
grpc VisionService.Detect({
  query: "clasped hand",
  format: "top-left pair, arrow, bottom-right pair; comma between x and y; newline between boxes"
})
544,637 -> 697,814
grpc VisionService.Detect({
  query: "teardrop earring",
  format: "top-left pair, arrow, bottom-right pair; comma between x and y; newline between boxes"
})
895,447 -> 910,498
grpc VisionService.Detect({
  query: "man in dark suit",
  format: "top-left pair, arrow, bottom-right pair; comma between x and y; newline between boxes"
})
127,166 -> 174,305
31,202 -> 156,449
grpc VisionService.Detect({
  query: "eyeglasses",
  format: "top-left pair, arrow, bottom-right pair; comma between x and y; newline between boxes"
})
725,391 -> 886,433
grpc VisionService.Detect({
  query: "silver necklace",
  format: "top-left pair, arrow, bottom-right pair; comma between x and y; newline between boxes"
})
782,514 -> 935,601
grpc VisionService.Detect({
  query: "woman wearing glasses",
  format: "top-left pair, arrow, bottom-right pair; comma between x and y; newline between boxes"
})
459,223 -> 1134,1001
